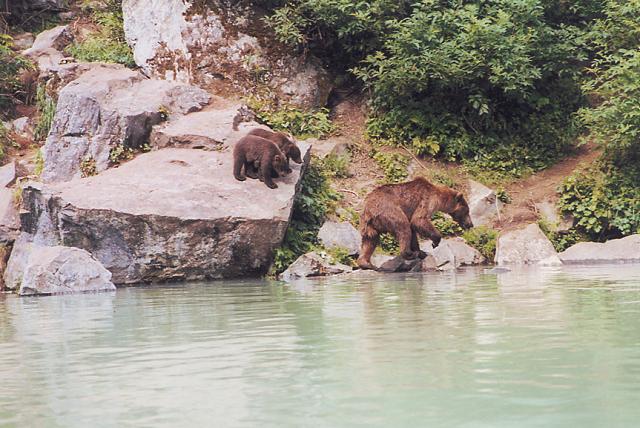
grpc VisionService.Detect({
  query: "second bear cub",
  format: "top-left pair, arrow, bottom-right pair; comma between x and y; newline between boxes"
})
247,128 -> 302,174
233,135 -> 289,189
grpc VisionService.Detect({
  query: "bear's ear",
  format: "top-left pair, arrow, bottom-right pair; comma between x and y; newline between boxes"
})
274,154 -> 282,163
455,192 -> 465,202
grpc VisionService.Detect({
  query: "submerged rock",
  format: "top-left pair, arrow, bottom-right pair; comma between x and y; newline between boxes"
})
121,0 -> 332,108
495,223 -> 558,265
317,221 -> 361,256
468,179 -> 502,226
559,235 -> 640,264
4,234 -> 115,295
41,65 -> 211,182
21,144 -> 310,284
279,252 -> 351,282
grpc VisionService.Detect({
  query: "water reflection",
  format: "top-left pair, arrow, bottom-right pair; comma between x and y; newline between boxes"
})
1,266 -> 640,427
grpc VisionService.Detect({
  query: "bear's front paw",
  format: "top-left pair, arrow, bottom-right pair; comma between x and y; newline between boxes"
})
234,175 -> 246,182
401,250 -> 418,260
266,182 -> 278,189
431,236 -> 442,248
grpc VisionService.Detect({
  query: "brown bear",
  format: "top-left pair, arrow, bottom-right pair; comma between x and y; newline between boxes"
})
247,128 -> 303,174
233,135 -> 289,189
356,177 -> 474,270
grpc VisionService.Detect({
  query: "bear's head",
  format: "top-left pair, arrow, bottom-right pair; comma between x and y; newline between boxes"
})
272,154 -> 289,177
450,192 -> 473,230
287,144 -> 303,164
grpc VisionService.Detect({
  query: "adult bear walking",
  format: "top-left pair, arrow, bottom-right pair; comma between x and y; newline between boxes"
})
357,177 -> 474,270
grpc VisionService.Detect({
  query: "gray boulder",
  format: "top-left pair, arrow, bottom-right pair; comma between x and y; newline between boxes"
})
495,223 -> 560,265
23,25 -> 72,55
279,252 -> 351,282
122,0 -> 331,108
468,179 -> 502,226
559,235 -> 640,264
4,234 -> 115,295
378,256 -> 422,273
0,188 -> 20,245
21,144 -> 310,284
419,237 -> 485,270
41,65 -> 211,182
317,221 -> 361,256
535,200 -> 573,232
150,103 -> 258,150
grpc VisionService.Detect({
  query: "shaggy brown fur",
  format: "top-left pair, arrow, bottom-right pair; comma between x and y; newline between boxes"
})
233,135 -> 288,189
357,177 -> 474,270
247,128 -> 302,173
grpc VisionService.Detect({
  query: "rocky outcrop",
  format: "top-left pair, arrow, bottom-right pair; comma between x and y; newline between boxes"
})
495,224 -> 560,265
121,0 -> 332,108
559,235 -> 640,264
21,144 -> 310,284
41,65 -> 211,182
425,237 -> 486,270
468,179 -> 502,226
535,200 -> 573,232
23,25 -> 72,54
279,252 -> 351,282
150,103 -> 258,150
4,234 -> 115,295
317,221 -> 361,256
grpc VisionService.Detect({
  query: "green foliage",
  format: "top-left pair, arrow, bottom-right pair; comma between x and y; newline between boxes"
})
80,157 -> 98,177
265,0 -> 593,175
272,160 -> 341,273
496,187 -> 512,204
33,149 -> 44,176
248,97 -> 334,139
320,153 -> 350,179
372,150 -> 408,183
0,34 -> 34,113
378,232 -> 398,254
0,122 -> 9,162
558,164 -> 640,240
109,144 -> 134,164
67,3 -> 134,66
34,85 -> 56,141
462,226 -> 498,261
537,218 -> 585,252
431,212 -> 463,237
326,246 -> 353,266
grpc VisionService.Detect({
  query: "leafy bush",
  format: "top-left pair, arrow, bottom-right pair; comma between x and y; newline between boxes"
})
537,219 -> 585,252
462,226 -> 498,261
264,0 -> 594,174
0,34 -> 34,113
321,153 -> 351,178
558,164 -> 640,240
372,150 -> 408,183
34,84 -> 56,141
67,3 -> 135,66
272,159 -> 341,273
431,212 -> 463,237
248,97 -> 334,139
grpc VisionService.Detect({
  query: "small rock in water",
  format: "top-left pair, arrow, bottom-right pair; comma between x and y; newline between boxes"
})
484,267 -> 511,274
279,252 -> 351,282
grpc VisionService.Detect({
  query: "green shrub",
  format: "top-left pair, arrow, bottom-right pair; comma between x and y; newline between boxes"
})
67,4 -> 134,66
431,212 -> 463,237
271,160 -> 341,273
33,149 -> 44,176
321,153 -> 351,179
0,34 -> 34,113
558,164 -> 640,240
248,97 -> 334,139
378,232 -> 398,254
537,219 -> 585,252
462,226 -> 498,261
34,84 -> 56,141
372,150 -> 408,184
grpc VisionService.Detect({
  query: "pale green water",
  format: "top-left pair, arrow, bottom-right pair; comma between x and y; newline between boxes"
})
2,266 -> 640,428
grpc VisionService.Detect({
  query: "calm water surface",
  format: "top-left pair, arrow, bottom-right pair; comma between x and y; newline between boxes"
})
2,266 -> 640,427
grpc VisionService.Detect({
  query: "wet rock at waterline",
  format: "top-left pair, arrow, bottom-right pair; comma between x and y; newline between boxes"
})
559,235 -> 640,265
468,179 -> 502,227
121,0 -> 332,108
21,145 -> 310,284
317,221 -> 361,256
4,235 -> 115,295
422,237 -> 486,270
495,223 -> 559,265
279,252 -> 352,282
41,65 -> 211,182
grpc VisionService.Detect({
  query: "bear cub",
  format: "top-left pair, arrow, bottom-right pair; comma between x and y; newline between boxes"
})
233,135 -> 289,189
247,128 -> 302,174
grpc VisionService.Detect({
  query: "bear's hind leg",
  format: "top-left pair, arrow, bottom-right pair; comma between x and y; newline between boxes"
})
357,226 -> 379,270
233,153 -> 246,181
411,229 -> 427,259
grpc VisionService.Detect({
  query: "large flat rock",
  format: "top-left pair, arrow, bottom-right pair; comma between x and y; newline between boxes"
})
559,235 -> 640,264
21,145 -> 310,284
